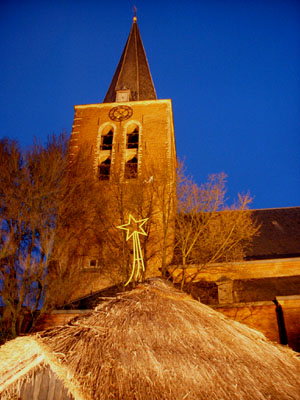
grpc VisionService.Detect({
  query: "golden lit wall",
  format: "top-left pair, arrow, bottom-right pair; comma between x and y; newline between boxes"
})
67,99 -> 177,296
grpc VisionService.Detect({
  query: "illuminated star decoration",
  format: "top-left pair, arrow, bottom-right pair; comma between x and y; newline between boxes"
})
117,214 -> 148,286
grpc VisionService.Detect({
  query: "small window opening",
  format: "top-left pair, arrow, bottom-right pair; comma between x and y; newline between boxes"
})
98,158 -> 111,180
116,89 -> 130,102
125,156 -> 138,179
82,259 -> 102,270
127,129 -> 139,149
101,129 -> 113,150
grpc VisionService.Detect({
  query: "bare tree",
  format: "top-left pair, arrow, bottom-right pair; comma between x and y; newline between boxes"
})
0,134 -> 106,342
46,141 -> 110,307
145,164 -> 176,278
173,166 -> 260,287
92,169 -> 159,287
0,136 -> 64,340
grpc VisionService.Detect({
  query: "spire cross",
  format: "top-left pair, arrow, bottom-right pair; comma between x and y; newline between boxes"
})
133,5 -> 137,21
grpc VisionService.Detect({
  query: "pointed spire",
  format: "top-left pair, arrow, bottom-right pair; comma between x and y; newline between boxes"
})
103,16 -> 157,103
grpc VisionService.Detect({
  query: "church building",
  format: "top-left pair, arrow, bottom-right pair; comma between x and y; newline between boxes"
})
68,16 -> 177,292
39,16 -> 300,352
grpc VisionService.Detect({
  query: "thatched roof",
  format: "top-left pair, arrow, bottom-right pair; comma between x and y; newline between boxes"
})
1,279 -> 300,399
0,335 -> 84,400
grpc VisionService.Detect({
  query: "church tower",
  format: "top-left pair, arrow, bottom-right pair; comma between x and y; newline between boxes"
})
69,16 -> 176,292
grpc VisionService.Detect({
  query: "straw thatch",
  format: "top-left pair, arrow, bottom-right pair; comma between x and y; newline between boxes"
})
1,279 -> 300,399
0,335 -> 85,400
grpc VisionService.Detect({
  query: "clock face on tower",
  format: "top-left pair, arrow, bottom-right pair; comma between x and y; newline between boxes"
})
109,106 -> 133,122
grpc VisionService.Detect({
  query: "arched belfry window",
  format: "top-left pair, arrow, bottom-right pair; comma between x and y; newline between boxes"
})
100,126 -> 114,151
123,121 -> 141,180
97,124 -> 114,181
125,156 -> 138,179
98,157 -> 111,181
126,124 -> 139,149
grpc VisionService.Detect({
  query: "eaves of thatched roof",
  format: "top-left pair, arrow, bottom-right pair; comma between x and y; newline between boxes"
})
1,279 -> 300,400
0,336 -> 86,400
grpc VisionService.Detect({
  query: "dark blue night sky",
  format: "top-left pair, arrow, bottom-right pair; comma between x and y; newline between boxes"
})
1,0 -> 299,209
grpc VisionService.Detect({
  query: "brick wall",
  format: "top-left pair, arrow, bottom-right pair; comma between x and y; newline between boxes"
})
65,99 -> 177,297
212,302 -> 279,343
